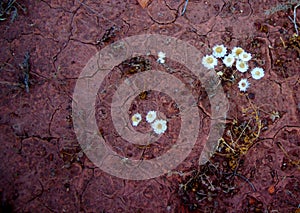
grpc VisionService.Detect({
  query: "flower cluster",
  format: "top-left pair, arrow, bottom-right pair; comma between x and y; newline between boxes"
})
131,110 -> 167,135
201,45 -> 265,92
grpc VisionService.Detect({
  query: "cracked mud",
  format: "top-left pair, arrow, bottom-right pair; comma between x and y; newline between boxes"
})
0,0 -> 300,212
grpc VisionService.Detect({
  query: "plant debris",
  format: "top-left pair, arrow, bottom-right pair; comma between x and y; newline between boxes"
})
288,34 -> 300,56
96,25 -> 118,45
177,96 -> 282,211
137,0 -> 152,9
119,56 -> 151,76
19,51 -> 30,93
0,0 -> 26,23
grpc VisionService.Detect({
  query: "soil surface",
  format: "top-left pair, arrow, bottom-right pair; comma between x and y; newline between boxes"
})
0,0 -> 300,212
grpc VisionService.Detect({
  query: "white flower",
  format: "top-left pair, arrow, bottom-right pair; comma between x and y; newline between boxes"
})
223,54 -> 235,67
157,51 -> 166,64
202,55 -> 218,69
151,119 -> 167,134
157,58 -> 165,64
158,51 -> 166,59
232,47 -> 244,58
239,52 -> 252,62
131,113 -> 142,126
238,78 -> 250,92
146,111 -> 157,123
212,44 -> 227,58
236,60 -> 249,73
251,67 -> 265,80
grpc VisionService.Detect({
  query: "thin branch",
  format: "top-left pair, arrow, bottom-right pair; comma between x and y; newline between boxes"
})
181,0 -> 189,16
288,3 -> 300,36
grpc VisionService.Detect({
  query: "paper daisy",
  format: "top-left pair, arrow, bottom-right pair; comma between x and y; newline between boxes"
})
151,119 -> 167,135
202,55 -> 218,69
236,60 -> 249,73
212,44 -> 227,58
232,47 -> 244,58
158,58 -> 165,64
223,54 -> 235,67
238,78 -> 250,92
239,52 -> 252,62
251,67 -> 265,80
146,111 -> 157,123
131,113 -> 142,126
157,51 -> 166,64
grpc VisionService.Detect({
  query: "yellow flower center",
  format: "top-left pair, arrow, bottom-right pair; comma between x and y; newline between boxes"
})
132,116 -> 139,122
255,71 -> 260,76
216,47 -> 223,53
227,58 -> 232,62
206,57 -> 213,64
157,123 -> 162,129
236,48 -> 243,55
240,62 -> 245,68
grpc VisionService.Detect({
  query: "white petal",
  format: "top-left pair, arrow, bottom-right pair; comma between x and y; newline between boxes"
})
151,119 -> 167,134
132,113 -> 142,126
212,44 -> 227,58
236,60 -> 249,73
238,78 -> 250,92
251,67 -> 265,80
146,111 -> 157,123
202,55 -> 218,69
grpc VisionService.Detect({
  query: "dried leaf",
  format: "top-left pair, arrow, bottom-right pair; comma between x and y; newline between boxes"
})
137,0 -> 151,9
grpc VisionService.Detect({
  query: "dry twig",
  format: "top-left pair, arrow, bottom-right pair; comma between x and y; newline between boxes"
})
288,3 -> 300,35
